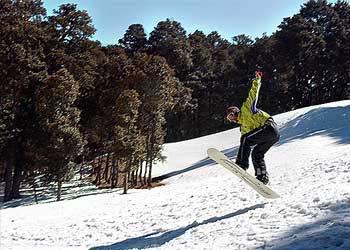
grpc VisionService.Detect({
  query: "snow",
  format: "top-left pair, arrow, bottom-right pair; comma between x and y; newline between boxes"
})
1,100 -> 350,250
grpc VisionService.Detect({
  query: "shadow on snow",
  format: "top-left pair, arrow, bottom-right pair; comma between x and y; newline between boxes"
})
0,182 -> 119,209
260,199 -> 350,250
90,203 -> 266,250
278,105 -> 350,145
152,145 -> 239,182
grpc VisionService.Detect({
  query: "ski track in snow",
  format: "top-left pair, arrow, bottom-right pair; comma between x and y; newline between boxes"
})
1,100 -> 350,250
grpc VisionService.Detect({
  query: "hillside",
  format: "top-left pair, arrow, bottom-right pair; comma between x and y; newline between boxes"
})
1,100 -> 350,250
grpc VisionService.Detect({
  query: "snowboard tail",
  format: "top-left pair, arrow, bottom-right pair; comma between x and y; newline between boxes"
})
207,148 -> 280,199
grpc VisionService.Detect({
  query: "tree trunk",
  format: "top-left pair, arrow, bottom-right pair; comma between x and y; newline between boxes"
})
194,105 -> 200,138
132,170 -> 137,187
147,158 -> 153,187
108,155 -> 114,184
128,170 -> 131,182
32,176 -> 38,204
115,159 -> 120,187
144,159 -> 148,183
94,156 -> 103,185
123,172 -> 128,194
33,186 -> 38,204
97,156 -> 103,185
130,171 -> 133,187
139,161 -> 144,186
123,159 -> 132,194
57,178 -> 62,201
92,157 -> 98,183
103,153 -> 111,183
148,119 -> 155,187
11,142 -> 23,199
111,158 -> 117,188
135,169 -> 139,186
57,170 -> 63,201
79,155 -> 85,180
4,158 -> 13,202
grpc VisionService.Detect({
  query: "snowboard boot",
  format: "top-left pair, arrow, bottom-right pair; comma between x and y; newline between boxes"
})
255,168 -> 269,185
256,174 -> 269,185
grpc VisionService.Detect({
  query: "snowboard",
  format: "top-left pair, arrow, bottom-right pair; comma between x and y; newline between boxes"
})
207,148 -> 280,199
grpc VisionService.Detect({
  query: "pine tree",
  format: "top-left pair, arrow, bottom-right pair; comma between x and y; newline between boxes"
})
0,0 -> 47,201
111,89 -> 143,193
35,69 -> 83,201
47,3 -> 101,166
131,53 -> 190,185
119,24 -> 148,53
149,19 -> 193,80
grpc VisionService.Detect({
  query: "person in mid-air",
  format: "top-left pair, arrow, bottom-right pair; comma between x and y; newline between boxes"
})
226,71 -> 280,184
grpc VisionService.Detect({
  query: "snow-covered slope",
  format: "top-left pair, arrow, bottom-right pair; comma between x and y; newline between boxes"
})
1,100 -> 350,250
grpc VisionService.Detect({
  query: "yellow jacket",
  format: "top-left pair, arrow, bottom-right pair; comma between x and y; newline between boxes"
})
237,77 -> 271,135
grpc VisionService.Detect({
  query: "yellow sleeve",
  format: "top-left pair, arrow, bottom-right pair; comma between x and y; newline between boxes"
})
242,77 -> 261,114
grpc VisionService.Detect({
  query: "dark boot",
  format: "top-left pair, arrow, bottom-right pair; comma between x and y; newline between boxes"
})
255,168 -> 269,185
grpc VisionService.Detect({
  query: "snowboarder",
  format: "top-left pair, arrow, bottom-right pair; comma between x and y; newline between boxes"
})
226,71 -> 280,184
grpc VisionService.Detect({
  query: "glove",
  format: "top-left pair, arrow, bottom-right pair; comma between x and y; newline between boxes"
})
255,71 -> 263,78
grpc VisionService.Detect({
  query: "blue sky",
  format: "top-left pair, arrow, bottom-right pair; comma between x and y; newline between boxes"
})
43,0 -> 337,45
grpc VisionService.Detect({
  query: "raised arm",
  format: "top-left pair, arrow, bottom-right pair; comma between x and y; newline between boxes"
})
242,71 -> 263,114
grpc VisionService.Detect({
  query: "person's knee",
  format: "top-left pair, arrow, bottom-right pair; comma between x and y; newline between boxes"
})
272,126 -> 280,143
274,130 -> 280,142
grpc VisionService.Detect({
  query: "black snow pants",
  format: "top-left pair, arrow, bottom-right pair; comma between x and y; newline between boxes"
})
236,118 -> 280,176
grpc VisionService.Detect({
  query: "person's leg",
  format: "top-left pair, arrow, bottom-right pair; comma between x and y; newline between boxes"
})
251,123 -> 280,183
251,139 -> 275,181
236,136 -> 252,170
236,125 -> 269,170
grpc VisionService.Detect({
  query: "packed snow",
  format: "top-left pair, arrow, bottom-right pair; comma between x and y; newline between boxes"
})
1,100 -> 350,250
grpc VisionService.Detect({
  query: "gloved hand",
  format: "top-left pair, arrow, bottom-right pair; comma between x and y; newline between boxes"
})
255,71 -> 263,78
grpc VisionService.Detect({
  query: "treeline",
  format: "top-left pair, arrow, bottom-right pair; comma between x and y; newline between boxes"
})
1,0 -> 349,201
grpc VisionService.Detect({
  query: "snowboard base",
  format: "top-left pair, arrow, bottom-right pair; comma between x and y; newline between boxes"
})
207,148 -> 280,199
